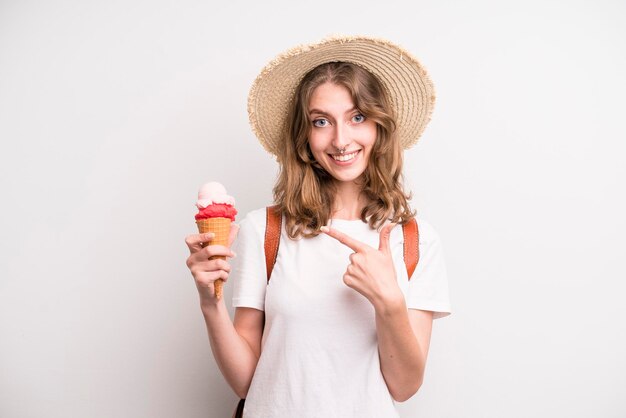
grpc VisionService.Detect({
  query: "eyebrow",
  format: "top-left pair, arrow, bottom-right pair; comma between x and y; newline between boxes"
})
309,107 -> 358,116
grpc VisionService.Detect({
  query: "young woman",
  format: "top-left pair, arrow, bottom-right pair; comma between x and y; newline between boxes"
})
185,36 -> 451,418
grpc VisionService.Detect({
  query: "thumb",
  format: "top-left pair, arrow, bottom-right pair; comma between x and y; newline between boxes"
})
378,223 -> 396,253
228,223 -> 240,247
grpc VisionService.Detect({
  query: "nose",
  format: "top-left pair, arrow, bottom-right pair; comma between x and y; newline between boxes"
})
332,123 -> 351,151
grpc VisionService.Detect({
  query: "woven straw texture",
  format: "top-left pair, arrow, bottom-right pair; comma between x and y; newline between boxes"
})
247,35 -> 436,156
196,217 -> 232,299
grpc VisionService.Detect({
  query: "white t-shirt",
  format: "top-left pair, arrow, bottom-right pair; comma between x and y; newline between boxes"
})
231,207 -> 451,418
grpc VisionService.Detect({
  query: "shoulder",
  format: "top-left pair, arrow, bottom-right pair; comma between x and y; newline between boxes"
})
413,216 -> 443,247
240,207 -> 267,224
237,207 -> 268,236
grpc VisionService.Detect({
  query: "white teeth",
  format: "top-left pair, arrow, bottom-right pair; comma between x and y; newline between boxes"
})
331,151 -> 358,162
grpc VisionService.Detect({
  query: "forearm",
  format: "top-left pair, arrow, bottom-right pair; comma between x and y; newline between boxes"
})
201,299 -> 259,398
374,296 -> 425,402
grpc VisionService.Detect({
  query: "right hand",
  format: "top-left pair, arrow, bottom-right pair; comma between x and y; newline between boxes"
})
184,224 -> 240,304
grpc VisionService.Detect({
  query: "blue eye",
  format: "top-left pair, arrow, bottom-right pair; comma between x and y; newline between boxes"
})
313,118 -> 329,127
352,114 -> 365,123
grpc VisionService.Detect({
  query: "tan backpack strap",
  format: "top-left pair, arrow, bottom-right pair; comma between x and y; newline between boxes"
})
264,205 -> 282,283
402,218 -> 420,280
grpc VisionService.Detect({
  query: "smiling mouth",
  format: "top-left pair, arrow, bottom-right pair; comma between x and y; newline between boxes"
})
329,150 -> 360,162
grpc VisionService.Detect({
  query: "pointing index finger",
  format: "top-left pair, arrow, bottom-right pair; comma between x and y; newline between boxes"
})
320,226 -> 370,253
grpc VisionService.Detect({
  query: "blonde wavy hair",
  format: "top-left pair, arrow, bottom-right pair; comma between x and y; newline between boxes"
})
273,62 -> 416,239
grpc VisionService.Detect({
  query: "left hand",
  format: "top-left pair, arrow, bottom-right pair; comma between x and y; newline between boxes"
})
320,223 -> 403,308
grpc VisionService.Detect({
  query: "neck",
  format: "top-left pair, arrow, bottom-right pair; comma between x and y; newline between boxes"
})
331,179 -> 368,220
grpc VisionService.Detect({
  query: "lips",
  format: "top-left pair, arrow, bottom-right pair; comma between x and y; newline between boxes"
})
328,150 -> 360,163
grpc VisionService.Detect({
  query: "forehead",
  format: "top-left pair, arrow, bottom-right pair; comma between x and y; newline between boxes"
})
308,82 -> 355,113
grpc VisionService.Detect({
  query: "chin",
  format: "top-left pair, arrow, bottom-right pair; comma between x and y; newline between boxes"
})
329,170 -> 367,184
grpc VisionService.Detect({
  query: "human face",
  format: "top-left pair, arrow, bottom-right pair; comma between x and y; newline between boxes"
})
307,82 -> 377,185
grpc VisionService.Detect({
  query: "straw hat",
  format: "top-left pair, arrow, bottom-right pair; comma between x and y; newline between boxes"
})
247,34 -> 436,156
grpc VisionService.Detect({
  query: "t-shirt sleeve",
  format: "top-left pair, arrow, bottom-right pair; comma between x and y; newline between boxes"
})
406,218 -> 452,319
230,208 -> 267,311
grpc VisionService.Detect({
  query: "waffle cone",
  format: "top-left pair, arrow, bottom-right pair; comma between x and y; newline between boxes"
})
196,217 -> 232,300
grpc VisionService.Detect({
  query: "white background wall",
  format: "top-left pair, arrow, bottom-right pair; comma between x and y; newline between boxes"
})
1,0 -> 625,417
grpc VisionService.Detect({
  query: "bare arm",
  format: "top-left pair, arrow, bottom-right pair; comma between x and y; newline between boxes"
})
185,227 -> 264,399
319,224 -> 434,402
201,302 -> 264,399
374,298 -> 433,402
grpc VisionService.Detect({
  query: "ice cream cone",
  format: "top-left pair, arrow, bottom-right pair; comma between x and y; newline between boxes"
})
196,217 -> 231,300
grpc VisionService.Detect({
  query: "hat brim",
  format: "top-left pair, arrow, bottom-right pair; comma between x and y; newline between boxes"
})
247,35 -> 436,156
